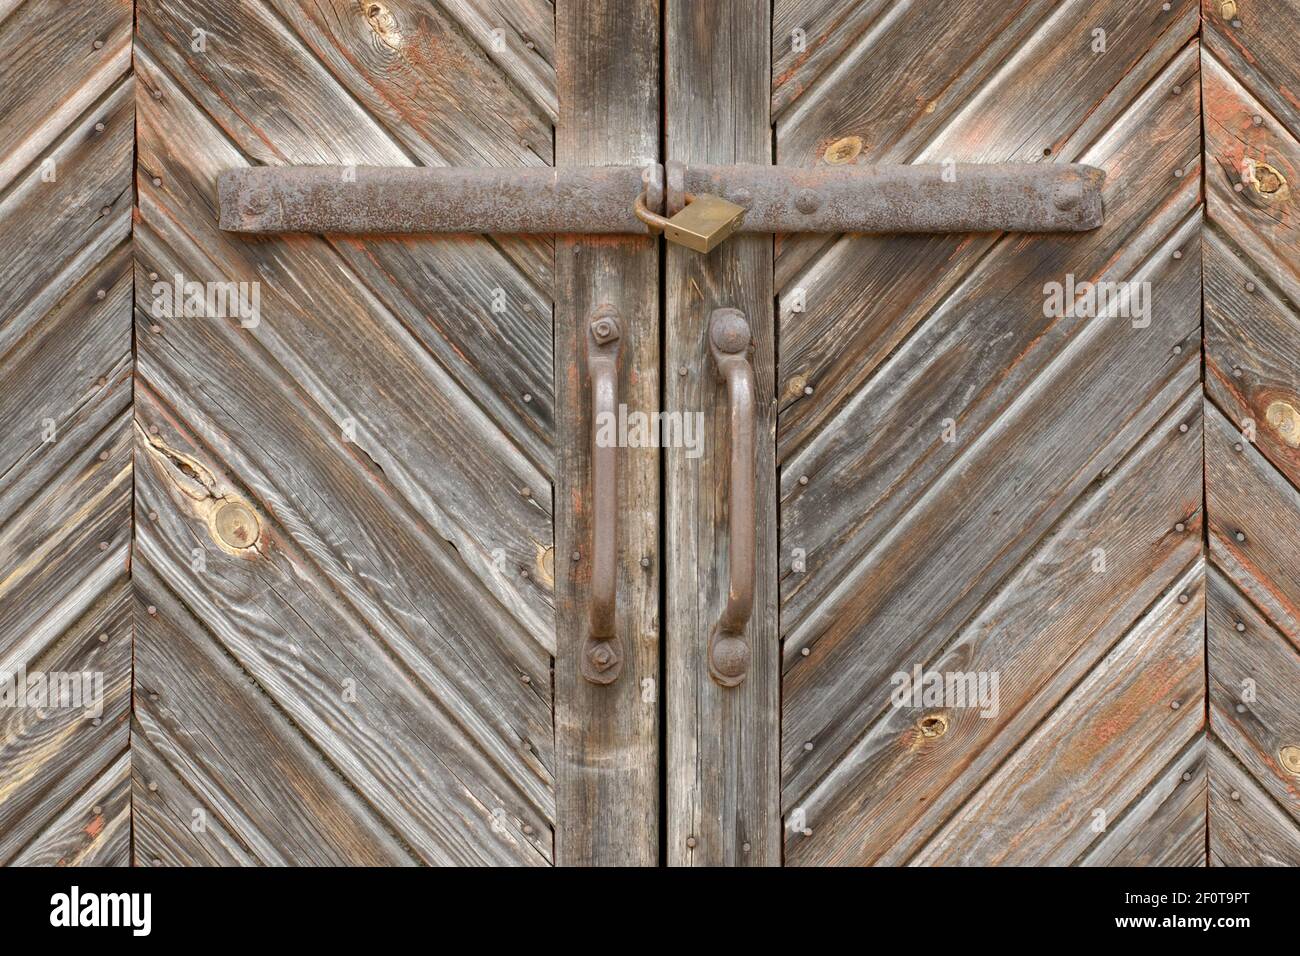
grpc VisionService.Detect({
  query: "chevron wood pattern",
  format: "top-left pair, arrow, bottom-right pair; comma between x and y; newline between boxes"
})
5,0 -> 1300,870
1201,0 -> 1300,867
131,0 -> 558,865
775,0 -> 1209,865
0,0 -> 133,867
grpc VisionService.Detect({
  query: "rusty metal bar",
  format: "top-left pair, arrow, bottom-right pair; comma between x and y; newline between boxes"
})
581,306 -> 623,686
676,162 -> 1105,234
706,308 -> 756,688
220,162 -> 1104,238
218,164 -> 662,235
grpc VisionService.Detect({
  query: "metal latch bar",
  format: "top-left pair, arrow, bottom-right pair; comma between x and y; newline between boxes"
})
219,162 -> 1103,237
218,164 -> 662,235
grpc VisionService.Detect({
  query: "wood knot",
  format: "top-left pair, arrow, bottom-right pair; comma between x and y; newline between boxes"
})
1242,159 -> 1290,203
1265,400 -> 1300,447
919,713 -> 948,738
364,2 -> 402,46
823,136 -> 863,165
213,499 -> 259,550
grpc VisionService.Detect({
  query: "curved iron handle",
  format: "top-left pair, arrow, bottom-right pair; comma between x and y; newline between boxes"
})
707,308 -> 756,687
582,306 -> 623,684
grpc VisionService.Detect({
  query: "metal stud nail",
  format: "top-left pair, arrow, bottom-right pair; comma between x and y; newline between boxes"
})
93,39 -> 104,49
1179,422 -> 1189,433
1235,530 -> 1246,542
1244,281 -> 1256,293
1174,522 -> 1186,533
571,551 -> 580,561
1235,621 -> 1246,632
148,781 -> 158,792
522,823 -> 534,835
100,206 -> 111,217
686,836 -> 697,848
99,633 -> 109,643
1171,700 -> 1181,710
147,605 -> 157,616
95,122 -> 105,132
803,384 -> 813,396
1178,593 -> 1189,604
1233,442 -> 1243,453
678,366 -> 688,376
1252,115 -> 1263,126
1181,771 -> 1191,781
1230,790 -> 1241,801
99,450 -> 110,461
96,288 -> 107,300
1174,168 -> 1184,179
1236,703 -> 1247,713
99,541 -> 109,551
521,675 -> 530,684
1172,249 -> 1182,259
798,475 -> 809,486
803,741 -> 814,751
800,647 -> 810,657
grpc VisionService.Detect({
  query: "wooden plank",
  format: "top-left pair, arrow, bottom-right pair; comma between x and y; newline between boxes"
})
1081,740 -> 1206,867
1205,402 -> 1300,644
1206,566 -> 1300,825
131,559 -> 414,866
11,752 -> 130,868
134,50 -> 555,650
0,0 -> 131,191
665,0 -> 780,867
782,197 -> 1203,804
0,78 -> 133,339
264,0 -> 551,166
1204,227 -> 1300,492
553,0 -> 660,867
134,0 -> 565,864
779,46 -> 1200,604
789,385 -> 1204,865
1203,0 -> 1300,142
0,579 -> 130,865
913,562 -> 1205,865
1209,743 -> 1300,867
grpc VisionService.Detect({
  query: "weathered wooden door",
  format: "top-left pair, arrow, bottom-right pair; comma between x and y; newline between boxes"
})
6,0 -> 1300,869
664,0 -> 1294,868
129,0 -> 659,866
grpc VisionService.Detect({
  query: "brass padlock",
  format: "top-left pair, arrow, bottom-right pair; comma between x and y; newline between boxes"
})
634,191 -> 746,253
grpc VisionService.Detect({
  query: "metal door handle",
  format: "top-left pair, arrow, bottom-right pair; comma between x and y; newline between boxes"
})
582,306 -> 623,685
707,308 -> 756,687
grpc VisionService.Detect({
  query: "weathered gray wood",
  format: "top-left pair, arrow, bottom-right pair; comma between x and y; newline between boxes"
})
0,1 -> 133,865
1209,743 -> 1300,867
12,752 -> 130,868
665,0 -> 780,867
0,578 -> 131,865
780,45 -> 1204,806
1081,740 -> 1207,868
553,0 -> 660,867
789,385 -> 1204,865
913,563 -> 1205,866
1206,563 -> 1300,827
134,0 -> 560,865
0,0 -> 131,191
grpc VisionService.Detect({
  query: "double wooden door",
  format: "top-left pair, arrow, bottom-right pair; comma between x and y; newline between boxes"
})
3,0 -> 1298,867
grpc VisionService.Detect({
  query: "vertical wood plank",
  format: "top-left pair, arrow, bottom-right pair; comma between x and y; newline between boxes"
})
665,0 -> 781,866
554,0 -> 661,866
